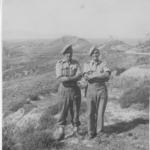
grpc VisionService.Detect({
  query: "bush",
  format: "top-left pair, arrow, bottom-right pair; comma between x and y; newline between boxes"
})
136,56 -> 150,65
8,100 -> 27,112
119,83 -> 149,108
3,72 -> 59,114
3,125 -> 15,150
39,108 -> 57,130
15,124 -> 64,150
21,129 -> 55,150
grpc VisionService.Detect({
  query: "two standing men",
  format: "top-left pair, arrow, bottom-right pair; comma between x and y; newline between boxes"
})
55,44 -> 111,140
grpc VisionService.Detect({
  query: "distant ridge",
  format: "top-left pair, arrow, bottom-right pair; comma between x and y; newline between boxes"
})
50,35 -> 92,52
97,39 -> 131,51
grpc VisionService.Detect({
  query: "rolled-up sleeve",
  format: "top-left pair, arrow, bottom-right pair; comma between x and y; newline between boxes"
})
56,62 -> 62,78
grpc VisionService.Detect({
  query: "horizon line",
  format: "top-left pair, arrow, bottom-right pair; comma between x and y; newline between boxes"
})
2,35 -> 146,41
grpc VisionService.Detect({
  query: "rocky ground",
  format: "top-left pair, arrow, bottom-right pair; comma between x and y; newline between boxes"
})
2,37 -> 150,150
3,91 -> 149,150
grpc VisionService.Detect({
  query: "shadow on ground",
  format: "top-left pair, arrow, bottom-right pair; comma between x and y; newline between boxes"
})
102,118 -> 149,135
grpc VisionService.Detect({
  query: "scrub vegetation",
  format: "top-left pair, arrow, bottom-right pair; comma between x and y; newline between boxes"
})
3,36 -> 149,150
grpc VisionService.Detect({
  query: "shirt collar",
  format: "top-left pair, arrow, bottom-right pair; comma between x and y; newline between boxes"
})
90,59 -> 102,65
62,59 -> 72,64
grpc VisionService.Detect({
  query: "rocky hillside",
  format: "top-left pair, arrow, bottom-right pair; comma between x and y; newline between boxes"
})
3,36 -> 150,150
97,39 -> 131,51
135,34 -> 150,53
3,92 -> 149,150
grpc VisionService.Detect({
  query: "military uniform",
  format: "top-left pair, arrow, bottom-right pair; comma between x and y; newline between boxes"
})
56,45 -> 81,127
83,47 -> 111,137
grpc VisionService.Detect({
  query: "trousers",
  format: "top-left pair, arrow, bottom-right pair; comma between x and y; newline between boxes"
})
87,84 -> 108,136
57,83 -> 81,127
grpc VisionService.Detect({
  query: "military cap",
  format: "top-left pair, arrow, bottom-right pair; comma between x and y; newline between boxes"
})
89,45 -> 99,56
61,44 -> 73,54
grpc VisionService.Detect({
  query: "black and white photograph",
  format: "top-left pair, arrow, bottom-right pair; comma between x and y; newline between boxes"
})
2,0 -> 150,150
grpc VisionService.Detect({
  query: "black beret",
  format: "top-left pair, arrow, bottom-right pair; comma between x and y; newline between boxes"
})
61,44 -> 73,54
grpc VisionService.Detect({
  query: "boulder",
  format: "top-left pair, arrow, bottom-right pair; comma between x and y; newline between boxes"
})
120,65 -> 150,79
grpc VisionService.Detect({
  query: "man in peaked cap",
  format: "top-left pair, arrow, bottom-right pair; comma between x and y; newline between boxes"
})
55,44 -> 82,140
83,46 -> 111,139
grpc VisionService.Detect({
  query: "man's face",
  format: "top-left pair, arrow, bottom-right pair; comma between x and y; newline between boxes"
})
91,49 -> 100,61
63,52 -> 72,62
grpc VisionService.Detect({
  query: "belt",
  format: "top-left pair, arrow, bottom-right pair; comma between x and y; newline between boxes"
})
62,81 -> 77,87
88,79 -> 105,85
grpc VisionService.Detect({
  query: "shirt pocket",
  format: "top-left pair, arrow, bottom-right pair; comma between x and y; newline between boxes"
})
97,65 -> 104,73
62,64 -> 70,76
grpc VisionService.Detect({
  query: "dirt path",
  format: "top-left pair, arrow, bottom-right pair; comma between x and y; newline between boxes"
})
54,95 -> 149,150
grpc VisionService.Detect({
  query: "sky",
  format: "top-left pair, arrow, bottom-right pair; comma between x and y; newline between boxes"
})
2,0 -> 150,39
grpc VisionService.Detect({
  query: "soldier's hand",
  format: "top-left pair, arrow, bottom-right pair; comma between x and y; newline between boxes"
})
78,73 -> 83,79
88,74 -> 94,79
84,74 -> 90,80
88,72 -> 102,79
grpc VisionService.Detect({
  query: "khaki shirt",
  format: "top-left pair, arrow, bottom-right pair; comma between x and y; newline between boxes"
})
83,60 -> 110,75
56,59 -> 81,78
83,60 -> 110,88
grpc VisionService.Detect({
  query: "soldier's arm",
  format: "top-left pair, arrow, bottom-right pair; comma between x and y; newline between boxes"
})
67,63 -> 82,81
82,63 -> 94,80
89,72 -> 110,80
68,74 -> 82,81
88,63 -> 111,80
55,61 -> 71,82
58,76 -> 71,82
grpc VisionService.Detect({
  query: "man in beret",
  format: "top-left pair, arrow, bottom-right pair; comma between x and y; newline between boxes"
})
83,46 -> 111,139
55,44 -> 82,140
